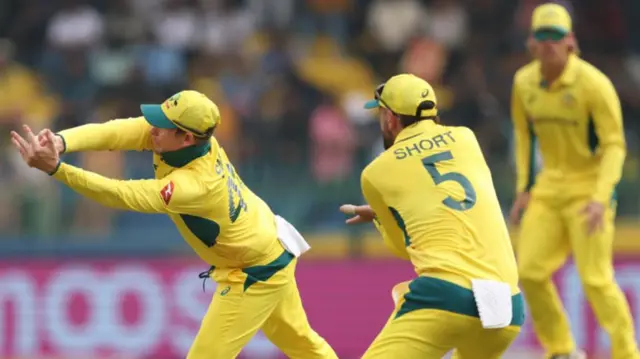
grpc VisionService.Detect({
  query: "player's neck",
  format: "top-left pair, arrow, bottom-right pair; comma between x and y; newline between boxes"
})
540,59 -> 567,86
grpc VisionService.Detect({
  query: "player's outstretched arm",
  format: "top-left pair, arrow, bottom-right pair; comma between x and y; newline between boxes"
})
50,163 -> 205,214
589,75 -> 626,206
12,125 -> 203,214
53,117 -> 153,154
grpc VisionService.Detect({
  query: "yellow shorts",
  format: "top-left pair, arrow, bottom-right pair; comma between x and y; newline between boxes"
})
187,251 -> 337,359
363,276 -> 524,359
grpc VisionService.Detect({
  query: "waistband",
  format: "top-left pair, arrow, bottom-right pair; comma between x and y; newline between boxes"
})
396,276 -> 525,327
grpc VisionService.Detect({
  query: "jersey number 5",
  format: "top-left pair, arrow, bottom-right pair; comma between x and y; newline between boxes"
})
422,151 -> 476,211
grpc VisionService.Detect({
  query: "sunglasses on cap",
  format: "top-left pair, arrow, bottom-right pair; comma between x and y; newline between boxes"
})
373,83 -> 399,117
533,29 -> 567,42
373,83 -> 436,119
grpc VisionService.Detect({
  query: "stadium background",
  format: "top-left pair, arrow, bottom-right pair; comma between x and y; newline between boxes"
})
0,0 -> 639,358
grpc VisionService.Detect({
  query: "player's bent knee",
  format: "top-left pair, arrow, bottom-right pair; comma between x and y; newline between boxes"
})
580,275 -> 613,293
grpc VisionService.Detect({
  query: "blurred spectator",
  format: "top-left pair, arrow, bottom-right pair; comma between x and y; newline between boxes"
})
46,0 -> 104,50
103,0 -> 146,44
309,95 -> 356,184
152,0 -> 198,51
0,39 -> 61,235
0,0 -> 639,237
199,0 -> 257,56
40,49 -> 98,128
0,39 -> 59,129
133,30 -> 187,94
3,0 -> 50,67
366,0 -> 426,77
424,0 -> 468,51
303,0 -> 351,49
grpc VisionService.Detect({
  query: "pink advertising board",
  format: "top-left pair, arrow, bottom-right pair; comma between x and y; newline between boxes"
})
0,257 -> 639,358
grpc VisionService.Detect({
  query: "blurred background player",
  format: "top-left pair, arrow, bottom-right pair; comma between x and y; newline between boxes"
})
10,90 -> 338,359
509,3 -> 639,359
341,74 -> 524,358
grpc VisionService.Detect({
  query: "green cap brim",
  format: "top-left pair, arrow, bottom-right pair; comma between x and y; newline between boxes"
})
533,27 -> 568,41
140,104 -> 177,129
363,99 -> 380,109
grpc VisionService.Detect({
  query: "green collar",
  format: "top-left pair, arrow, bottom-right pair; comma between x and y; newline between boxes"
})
161,143 -> 211,168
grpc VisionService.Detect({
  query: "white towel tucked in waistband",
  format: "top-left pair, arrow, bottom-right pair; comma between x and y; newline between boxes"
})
275,215 -> 311,257
471,279 -> 513,329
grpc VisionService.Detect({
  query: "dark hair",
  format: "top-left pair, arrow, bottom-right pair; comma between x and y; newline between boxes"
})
398,115 -> 440,127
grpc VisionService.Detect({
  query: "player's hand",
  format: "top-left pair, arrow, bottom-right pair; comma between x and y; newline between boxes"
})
340,204 -> 376,225
11,125 -> 60,174
37,129 -> 64,154
581,201 -> 605,235
509,192 -> 530,226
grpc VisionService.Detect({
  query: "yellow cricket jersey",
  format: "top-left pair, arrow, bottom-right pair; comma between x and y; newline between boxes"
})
362,120 -> 519,293
512,54 -> 626,204
55,117 -> 285,269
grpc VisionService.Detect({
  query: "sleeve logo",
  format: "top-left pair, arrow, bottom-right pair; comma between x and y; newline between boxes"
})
160,181 -> 174,205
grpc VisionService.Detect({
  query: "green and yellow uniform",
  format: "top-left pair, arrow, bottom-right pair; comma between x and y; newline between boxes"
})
360,74 -> 523,359
53,91 -> 337,359
512,5 -> 639,358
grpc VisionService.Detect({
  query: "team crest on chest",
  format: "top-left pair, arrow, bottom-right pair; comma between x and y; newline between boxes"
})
562,92 -> 576,107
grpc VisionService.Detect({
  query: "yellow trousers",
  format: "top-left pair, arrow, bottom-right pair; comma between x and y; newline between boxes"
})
362,277 -> 523,359
517,197 -> 639,359
187,253 -> 338,359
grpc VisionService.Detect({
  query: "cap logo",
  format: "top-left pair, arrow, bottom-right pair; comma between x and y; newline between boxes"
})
542,10 -> 557,19
164,93 -> 181,110
421,89 -> 430,98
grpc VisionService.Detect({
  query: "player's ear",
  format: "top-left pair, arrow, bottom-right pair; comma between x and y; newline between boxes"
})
182,131 -> 197,146
566,32 -> 579,55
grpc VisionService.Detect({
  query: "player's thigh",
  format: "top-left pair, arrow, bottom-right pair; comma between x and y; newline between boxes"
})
452,324 -> 521,359
517,197 -> 570,279
362,309 -> 463,359
261,278 -> 337,359
187,280 -> 281,359
565,198 -> 616,283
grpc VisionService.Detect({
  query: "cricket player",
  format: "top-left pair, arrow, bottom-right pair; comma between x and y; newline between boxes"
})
341,74 -> 525,358
10,90 -> 338,359
510,4 -> 640,359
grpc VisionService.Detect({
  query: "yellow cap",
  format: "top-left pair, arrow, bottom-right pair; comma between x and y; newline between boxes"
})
363,74 -> 438,118
141,90 -> 221,139
531,3 -> 572,34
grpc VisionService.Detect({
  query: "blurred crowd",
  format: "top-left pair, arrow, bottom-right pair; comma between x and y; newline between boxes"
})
1,0 -> 639,238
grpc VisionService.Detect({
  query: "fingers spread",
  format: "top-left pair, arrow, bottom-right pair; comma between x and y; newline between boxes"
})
345,216 -> 362,225
11,137 -> 26,156
11,131 -> 31,154
23,125 -> 38,148
46,131 -> 58,152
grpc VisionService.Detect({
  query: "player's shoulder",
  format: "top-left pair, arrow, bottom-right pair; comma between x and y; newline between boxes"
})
443,123 -> 475,138
164,166 -> 207,190
435,124 -> 479,148
575,57 -> 615,88
362,152 -> 388,181
513,60 -> 540,85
